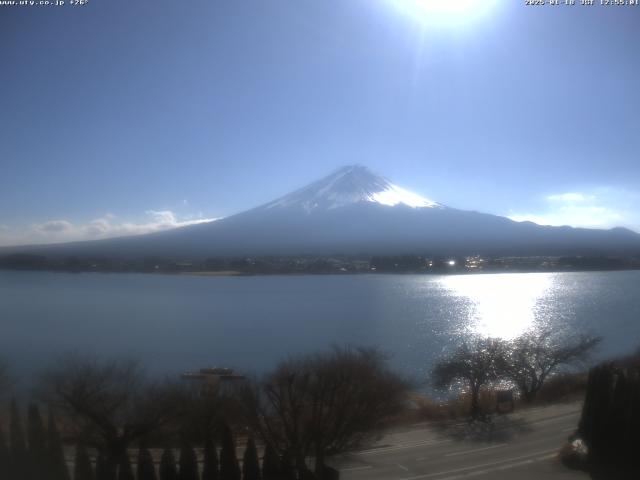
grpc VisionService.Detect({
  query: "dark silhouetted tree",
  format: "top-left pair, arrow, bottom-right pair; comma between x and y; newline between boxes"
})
242,437 -> 260,480
175,381 -> 230,447
96,451 -> 117,480
137,446 -> 157,480
0,425 -> 9,480
27,404 -> 47,480
42,356 -> 179,472
74,444 -> 95,480
202,436 -> 219,480
578,356 -> 640,478
260,444 -> 280,480
117,451 -> 135,480
96,453 -> 105,480
499,328 -> 600,402
10,399 -> 27,479
178,444 -> 198,480
280,452 -> 295,480
220,424 -> 240,480
48,410 -> 71,480
159,449 -> 178,480
433,338 -> 502,420
241,347 -> 407,478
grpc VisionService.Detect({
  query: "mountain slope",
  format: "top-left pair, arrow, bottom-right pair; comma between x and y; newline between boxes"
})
258,165 -> 442,212
3,166 -> 640,259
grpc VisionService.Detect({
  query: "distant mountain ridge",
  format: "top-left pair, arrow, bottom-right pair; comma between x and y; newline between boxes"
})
2,165 -> 640,260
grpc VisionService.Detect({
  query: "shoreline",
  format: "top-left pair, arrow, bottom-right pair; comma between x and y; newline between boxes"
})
1,266 -> 640,277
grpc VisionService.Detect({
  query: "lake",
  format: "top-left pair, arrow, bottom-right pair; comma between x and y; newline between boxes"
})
2,270 -> 640,388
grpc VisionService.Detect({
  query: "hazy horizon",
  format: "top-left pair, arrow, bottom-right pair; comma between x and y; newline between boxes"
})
1,163 -> 639,249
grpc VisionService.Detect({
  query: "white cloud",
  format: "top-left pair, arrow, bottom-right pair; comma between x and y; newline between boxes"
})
37,220 -> 74,233
546,192 -> 593,203
508,188 -> 640,232
0,210 -> 219,247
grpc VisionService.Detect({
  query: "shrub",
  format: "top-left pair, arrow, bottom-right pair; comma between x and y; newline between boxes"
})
117,452 -> 135,480
578,361 -> 640,477
242,437 -> 260,480
74,444 -> 95,480
137,446 -> 157,480
27,404 -> 47,479
178,444 -> 198,480
202,435 -> 219,480
48,410 -> 71,480
159,449 -> 178,480
9,400 -> 27,479
220,425 -> 240,480
260,444 -> 280,480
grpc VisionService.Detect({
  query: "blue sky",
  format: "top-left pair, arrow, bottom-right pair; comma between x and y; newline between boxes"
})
1,0 -> 639,245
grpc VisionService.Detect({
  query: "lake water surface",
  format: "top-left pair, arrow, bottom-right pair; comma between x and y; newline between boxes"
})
2,270 -> 640,387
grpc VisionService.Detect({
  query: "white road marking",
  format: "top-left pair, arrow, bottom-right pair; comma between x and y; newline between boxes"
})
397,464 -> 410,472
340,465 -> 373,472
356,439 -> 452,456
529,413 -> 580,427
401,449 -> 558,480
444,443 -> 507,457
435,453 -> 557,480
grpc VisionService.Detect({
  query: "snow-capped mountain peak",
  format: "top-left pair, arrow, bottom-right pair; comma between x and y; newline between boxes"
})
261,165 -> 442,213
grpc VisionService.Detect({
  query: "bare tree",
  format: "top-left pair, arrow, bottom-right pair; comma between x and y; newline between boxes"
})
433,337 -> 503,420
41,355 -> 180,474
499,328 -> 601,402
241,347 -> 408,479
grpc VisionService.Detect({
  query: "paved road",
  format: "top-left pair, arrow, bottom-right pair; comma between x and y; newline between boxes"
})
334,402 -> 588,480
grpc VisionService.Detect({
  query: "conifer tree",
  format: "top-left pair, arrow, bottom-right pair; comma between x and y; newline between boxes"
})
0,425 -> 10,480
260,444 -> 280,480
178,444 -> 199,480
137,446 -> 157,480
159,448 -> 178,480
242,438 -> 260,480
96,452 -> 108,480
219,425 -> 240,480
98,451 -> 118,480
48,410 -> 71,480
27,404 -> 48,479
10,399 -> 27,480
117,451 -> 135,480
202,435 -> 219,480
74,444 -> 95,480
279,452 -> 295,480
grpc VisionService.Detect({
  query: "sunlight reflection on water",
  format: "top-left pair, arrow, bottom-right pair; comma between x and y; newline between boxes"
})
4,270 -> 640,388
438,273 -> 554,339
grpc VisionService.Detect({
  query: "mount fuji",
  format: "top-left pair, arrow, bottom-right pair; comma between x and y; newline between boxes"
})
4,165 -> 640,259
258,165 -> 443,212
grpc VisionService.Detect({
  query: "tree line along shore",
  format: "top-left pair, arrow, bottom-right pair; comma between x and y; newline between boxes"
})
1,252 -> 639,275
0,325 -> 623,480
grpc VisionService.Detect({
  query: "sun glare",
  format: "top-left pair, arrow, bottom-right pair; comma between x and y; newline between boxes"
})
390,0 -> 498,26
440,273 -> 554,339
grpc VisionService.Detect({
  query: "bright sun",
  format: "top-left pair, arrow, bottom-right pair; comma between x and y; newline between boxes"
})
390,0 -> 498,26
